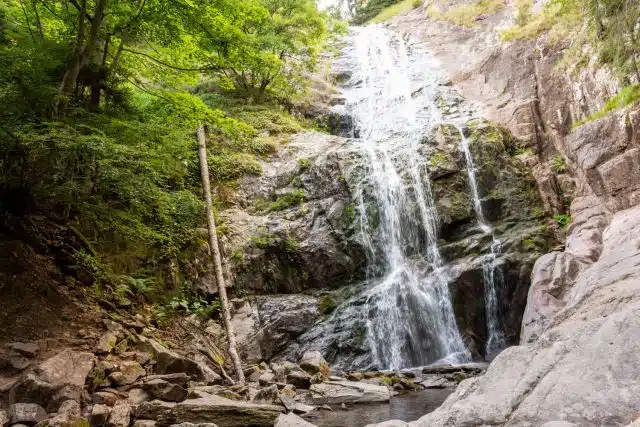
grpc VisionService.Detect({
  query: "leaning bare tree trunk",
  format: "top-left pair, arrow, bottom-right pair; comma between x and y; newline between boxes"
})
197,124 -> 245,384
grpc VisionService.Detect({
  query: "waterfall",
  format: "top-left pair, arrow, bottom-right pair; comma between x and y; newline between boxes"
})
341,26 -> 469,369
457,128 -> 506,355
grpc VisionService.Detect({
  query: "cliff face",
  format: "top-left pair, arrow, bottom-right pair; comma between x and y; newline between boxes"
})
370,2 -> 640,425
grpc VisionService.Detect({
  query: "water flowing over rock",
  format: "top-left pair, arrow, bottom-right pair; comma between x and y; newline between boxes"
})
274,26 -> 549,370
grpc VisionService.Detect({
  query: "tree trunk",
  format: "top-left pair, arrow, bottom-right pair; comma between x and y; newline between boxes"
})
197,124 -> 245,384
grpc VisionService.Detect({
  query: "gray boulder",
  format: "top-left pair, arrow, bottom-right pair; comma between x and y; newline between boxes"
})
35,400 -> 84,427
274,413 -> 316,427
90,405 -> 111,427
309,381 -> 390,404
0,409 -> 9,427
10,349 -> 94,412
138,338 -> 199,377
9,404 -> 48,425
299,351 -> 328,375
143,379 -> 188,402
106,402 -> 131,427
95,332 -> 119,355
8,343 -> 40,358
109,361 -> 145,386
285,370 -> 311,390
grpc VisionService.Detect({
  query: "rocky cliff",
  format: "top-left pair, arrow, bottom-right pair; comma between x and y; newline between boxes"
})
359,1 -> 640,425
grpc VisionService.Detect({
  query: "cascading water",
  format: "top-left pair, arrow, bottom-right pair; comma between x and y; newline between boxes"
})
458,129 -> 506,354
345,26 -> 469,370
283,26 -> 471,371
283,25 -> 514,370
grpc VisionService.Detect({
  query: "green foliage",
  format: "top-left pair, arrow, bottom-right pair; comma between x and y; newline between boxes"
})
155,292 -> 222,323
284,236 -> 300,254
252,230 -> 280,249
297,158 -> 312,171
231,249 -> 245,264
573,85 -> 640,128
256,189 -> 305,213
0,0 -> 328,304
344,203 -> 356,223
369,0 -> 420,23
551,154 -> 568,173
554,214 -> 571,229
427,0 -> 505,26
352,0 -> 403,25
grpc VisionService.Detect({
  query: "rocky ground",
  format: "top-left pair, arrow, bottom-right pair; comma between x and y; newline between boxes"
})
0,315 -> 485,427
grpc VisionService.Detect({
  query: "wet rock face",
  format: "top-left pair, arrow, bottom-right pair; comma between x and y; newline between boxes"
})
221,132 -> 367,295
424,122 -> 552,355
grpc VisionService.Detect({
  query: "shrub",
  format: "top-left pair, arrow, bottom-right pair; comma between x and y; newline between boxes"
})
551,154 -> 567,173
554,214 -> 571,229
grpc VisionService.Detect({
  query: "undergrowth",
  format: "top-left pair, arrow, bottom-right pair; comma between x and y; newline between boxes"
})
427,0 -> 505,26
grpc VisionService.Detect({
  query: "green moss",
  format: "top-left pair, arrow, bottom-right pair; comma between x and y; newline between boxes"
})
344,202 -> 356,223
297,158 -> 312,171
284,236 -> 300,254
318,295 -> 337,315
253,230 -> 280,249
430,151 -> 450,167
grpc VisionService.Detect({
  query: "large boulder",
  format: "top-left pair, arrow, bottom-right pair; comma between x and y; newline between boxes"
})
143,379 -> 188,402
138,338 -> 199,377
8,404 -> 47,425
299,351 -> 328,375
410,205 -> 640,426
309,381 -> 390,405
274,413 -> 316,427
10,349 -> 94,412
231,296 -> 320,364
8,343 -> 40,359
135,396 -> 284,427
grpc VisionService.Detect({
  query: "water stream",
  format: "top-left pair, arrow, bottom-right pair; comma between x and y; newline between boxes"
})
457,129 -> 506,354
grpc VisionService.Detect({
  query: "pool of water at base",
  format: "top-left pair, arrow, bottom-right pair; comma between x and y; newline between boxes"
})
308,388 -> 453,427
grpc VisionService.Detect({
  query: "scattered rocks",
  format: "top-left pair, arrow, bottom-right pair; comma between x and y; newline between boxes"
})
9,343 -> 40,358
138,338 -> 199,377
37,400 -> 85,427
144,374 -> 190,387
274,413 -> 316,427
9,403 -> 48,425
249,384 -> 279,405
92,392 -> 119,406
257,372 -> 275,386
279,396 -> 314,415
309,381 -> 390,405
132,421 -> 156,427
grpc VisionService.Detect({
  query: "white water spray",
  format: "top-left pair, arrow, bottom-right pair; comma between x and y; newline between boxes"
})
458,128 -> 506,355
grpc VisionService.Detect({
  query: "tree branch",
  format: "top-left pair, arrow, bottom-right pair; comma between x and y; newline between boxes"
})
123,48 -> 219,72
